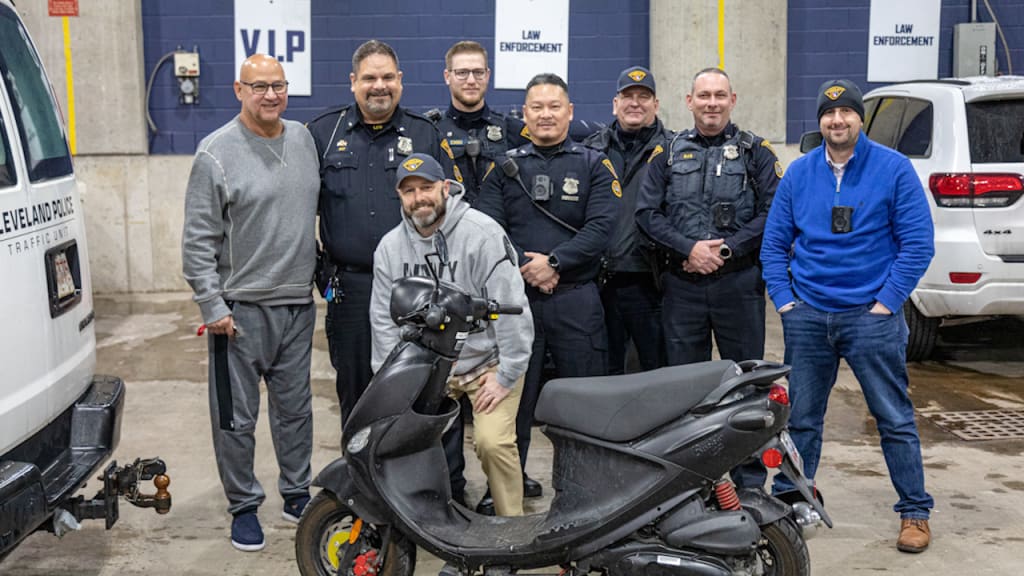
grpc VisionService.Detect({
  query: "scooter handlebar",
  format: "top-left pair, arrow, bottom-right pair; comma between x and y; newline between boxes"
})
496,304 -> 523,315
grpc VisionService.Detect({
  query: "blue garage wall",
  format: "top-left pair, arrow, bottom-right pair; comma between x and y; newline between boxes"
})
787,0 -> 1024,142
143,0 -> 649,154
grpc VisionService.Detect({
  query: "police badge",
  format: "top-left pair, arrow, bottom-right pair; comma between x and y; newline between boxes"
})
397,136 -> 413,155
562,177 -> 579,195
486,125 -> 503,142
723,145 -> 739,160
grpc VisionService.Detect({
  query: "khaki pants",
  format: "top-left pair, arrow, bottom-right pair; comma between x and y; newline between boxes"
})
449,367 -> 524,516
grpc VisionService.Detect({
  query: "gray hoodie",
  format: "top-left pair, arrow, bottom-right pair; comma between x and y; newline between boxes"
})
371,192 -> 533,389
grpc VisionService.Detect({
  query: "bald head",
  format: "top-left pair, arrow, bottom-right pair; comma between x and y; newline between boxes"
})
239,53 -> 284,82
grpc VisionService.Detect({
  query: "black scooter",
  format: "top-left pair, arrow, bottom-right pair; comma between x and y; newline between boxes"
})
295,234 -> 830,575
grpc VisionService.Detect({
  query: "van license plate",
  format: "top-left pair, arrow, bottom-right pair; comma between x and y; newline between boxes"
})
54,251 -> 76,299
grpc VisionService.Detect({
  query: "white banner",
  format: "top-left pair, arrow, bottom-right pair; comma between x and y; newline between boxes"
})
234,0 -> 311,95
867,0 -> 940,82
494,0 -> 570,90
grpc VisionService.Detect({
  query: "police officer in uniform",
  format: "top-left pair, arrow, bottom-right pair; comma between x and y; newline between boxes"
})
583,66 -> 672,375
308,39 -> 457,427
478,73 -> 620,502
428,41 -> 530,204
636,67 -> 780,369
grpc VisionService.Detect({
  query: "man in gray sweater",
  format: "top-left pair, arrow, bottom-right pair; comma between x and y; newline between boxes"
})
371,153 -> 533,516
182,54 -> 319,552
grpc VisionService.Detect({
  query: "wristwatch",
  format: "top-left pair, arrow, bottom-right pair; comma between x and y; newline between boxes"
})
719,244 -> 733,260
547,253 -> 560,271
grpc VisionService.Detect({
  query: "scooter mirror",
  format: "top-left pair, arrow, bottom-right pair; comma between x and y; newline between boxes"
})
502,235 -> 516,265
433,230 -> 450,266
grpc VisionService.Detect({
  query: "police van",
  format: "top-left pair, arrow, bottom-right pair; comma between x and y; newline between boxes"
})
0,0 -> 168,559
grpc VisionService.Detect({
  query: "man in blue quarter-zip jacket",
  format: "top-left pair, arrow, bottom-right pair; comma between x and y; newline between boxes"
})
761,79 -> 935,554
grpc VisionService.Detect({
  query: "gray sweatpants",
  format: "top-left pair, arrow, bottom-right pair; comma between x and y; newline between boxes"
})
207,301 -> 316,515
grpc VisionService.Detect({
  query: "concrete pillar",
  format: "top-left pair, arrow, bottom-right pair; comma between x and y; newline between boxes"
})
15,1 -> 148,155
650,0 -> 787,141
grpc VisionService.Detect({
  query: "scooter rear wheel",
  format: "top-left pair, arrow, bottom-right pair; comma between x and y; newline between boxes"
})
756,518 -> 810,576
295,491 -> 416,576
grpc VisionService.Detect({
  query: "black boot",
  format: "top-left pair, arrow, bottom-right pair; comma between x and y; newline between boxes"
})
523,475 -> 543,498
475,489 -> 496,516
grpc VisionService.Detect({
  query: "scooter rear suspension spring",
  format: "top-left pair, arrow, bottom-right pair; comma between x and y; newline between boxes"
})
714,479 -> 741,511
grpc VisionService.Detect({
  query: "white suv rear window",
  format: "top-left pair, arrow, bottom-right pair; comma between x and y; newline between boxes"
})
966,100 -> 1024,164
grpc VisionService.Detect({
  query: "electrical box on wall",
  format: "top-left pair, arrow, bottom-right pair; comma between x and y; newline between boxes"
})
954,23 -> 996,77
174,51 -> 201,104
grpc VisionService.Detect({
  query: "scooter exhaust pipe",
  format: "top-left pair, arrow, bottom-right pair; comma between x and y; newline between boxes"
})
791,501 -> 824,540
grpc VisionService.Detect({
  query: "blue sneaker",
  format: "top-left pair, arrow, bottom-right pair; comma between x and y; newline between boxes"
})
230,512 -> 265,552
282,495 -> 310,524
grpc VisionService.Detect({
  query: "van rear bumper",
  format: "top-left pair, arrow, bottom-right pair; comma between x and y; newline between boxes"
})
0,375 -> 123,558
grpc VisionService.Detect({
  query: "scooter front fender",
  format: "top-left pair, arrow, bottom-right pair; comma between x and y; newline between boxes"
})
312,458 -> 389,525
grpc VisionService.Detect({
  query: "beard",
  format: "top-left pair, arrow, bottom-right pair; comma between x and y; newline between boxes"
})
362,90 -> 394,117
453,89 -> 483,110
409,199 -> 446,230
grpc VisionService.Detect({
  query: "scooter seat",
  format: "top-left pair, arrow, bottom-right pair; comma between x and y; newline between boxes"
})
535,360 -> 739,442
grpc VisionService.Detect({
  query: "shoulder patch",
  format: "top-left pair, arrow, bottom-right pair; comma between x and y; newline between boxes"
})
611,180 -> 623,198
440,138 -> 455,160
520,125 -> 531,141
774,160 -> 784,179
647,144 -> 664,164
482,161 -> 496,182
453,164 -> 464,183
601,158 -> 618,180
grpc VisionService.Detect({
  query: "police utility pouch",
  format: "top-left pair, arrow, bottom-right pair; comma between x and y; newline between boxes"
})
831,205 -> 854,234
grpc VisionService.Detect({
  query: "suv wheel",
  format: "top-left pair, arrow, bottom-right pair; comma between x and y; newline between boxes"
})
904,304 -> 939,362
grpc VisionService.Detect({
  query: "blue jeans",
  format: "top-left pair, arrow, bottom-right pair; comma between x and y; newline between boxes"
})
774,301 -> 933,519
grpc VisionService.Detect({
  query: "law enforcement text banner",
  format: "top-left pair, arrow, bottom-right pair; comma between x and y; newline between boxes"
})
235,0 -> 311,96
867,0 -> 940,82
494,0 -> 570,90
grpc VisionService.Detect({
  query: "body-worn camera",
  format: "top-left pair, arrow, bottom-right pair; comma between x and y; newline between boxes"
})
713,202 -> 736,229
532,174 -> 552,201
832,205 -> 854,234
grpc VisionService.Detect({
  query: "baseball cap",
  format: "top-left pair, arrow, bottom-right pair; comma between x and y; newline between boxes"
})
617,66 -> 656,95
816,79 -> 865,121
395,153 -> 445,188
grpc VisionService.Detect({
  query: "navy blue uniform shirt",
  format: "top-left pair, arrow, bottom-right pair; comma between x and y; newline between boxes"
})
476,139 -> 621,284
434,103 -> 530,204
308,104 -> 456,268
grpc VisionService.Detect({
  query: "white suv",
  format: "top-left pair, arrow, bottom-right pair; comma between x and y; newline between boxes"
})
861,77 -> 1024,360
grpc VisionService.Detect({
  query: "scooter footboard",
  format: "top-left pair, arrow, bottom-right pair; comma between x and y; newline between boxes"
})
312,459 -> 389,525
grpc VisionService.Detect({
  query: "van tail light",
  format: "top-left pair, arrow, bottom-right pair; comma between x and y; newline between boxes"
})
929,173 -> 1024,208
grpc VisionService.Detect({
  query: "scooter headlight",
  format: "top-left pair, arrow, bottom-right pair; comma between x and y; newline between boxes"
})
347,426 -> 372,454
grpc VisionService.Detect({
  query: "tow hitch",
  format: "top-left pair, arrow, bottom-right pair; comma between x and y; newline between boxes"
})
68,458 -> 171,529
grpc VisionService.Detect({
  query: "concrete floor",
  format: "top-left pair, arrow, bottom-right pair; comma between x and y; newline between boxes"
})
4,294 -> 1024,575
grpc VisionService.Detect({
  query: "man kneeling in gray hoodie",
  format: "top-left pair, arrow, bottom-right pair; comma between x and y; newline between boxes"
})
371,153 -> 533,516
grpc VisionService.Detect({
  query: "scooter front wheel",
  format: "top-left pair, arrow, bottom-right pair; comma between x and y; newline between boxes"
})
756,517 -> 810,576
295,491 -> 416,576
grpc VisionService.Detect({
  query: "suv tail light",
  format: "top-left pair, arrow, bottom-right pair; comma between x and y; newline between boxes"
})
929,173 -> 1024,208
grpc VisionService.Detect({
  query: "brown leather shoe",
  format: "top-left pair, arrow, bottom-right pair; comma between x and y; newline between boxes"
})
897,518 -> 931,553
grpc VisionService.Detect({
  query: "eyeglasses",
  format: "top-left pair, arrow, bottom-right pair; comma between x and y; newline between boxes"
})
450,68 -> 488,81
240,81 -> 289,95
